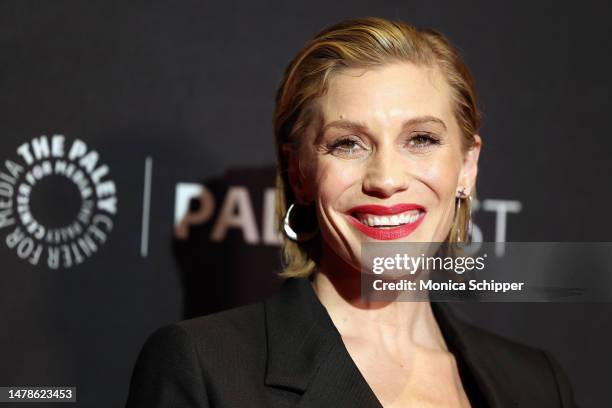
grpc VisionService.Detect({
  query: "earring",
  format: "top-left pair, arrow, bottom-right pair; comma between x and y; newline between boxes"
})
457,186 -> 470,200
283,203 -> 319,242
455,187 -> 472,243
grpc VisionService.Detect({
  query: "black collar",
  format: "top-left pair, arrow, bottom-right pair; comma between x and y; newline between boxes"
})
264,277 -> 517,407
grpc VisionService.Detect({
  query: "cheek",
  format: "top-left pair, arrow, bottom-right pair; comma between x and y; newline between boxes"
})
413,151 -> 463,201
411,151 -> 463,241
313,159 -> 359,204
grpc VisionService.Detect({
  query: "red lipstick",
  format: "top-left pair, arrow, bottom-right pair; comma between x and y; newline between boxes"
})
346,203 -> 426,240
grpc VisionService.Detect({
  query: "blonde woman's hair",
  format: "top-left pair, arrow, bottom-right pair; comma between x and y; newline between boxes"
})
273,17 -> 481,278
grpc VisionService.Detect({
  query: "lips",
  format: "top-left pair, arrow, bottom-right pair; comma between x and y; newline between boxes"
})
346,203 -> 426,240
348,203 -> 425,216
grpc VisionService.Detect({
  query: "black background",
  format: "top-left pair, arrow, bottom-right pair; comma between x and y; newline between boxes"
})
0,1 -> 610,407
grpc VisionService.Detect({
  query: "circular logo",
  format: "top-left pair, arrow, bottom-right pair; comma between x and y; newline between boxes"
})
0,134 -> 117,268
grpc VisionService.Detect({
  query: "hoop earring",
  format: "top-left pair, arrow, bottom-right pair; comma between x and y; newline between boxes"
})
283,203 -> 319,242
455,187 -> 472,243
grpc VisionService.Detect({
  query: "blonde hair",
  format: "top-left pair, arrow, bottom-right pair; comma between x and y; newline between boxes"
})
273,17 -> 481,278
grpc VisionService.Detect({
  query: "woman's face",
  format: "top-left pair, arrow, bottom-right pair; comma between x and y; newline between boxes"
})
286,62 -> 481,272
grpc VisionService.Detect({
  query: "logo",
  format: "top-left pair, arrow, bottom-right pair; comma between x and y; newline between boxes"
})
173,183 -> 281,245
0,134 -> 118,268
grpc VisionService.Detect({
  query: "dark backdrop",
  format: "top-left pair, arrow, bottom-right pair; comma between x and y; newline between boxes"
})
0,1 -> 610,407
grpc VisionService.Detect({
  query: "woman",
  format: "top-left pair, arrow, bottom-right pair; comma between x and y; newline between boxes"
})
126,17 -> 576,407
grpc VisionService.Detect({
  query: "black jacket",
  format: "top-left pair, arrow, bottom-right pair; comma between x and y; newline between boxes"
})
125,277 -> 577,407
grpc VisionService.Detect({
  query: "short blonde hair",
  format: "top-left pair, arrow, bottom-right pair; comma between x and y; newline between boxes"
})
273,17 -> 481,278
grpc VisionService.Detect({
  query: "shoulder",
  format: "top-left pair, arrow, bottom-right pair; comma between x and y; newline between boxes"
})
126,302 -> 268,407
456,317 -> 578,407
461,319 -> 548,367
144,301 -> 267,369
177,301 -> 267,352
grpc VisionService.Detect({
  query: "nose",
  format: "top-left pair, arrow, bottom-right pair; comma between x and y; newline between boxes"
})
362,147 -> 410,198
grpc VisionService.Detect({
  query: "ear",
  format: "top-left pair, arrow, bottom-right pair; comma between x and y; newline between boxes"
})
458,134 -> 482,195
282,143 -> 313,205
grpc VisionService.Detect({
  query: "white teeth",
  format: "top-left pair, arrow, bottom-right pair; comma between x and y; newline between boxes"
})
357,210 -> 422,227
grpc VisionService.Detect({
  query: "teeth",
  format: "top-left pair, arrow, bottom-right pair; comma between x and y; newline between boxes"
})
357,210 -> 422,227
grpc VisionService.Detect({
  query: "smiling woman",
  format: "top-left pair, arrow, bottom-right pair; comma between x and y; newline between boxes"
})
282,62 -> 478,258
126,17 -> 577,408
276,27 -> 481,279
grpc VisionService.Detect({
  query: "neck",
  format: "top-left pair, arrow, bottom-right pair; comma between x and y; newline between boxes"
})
312,242 -> 448,353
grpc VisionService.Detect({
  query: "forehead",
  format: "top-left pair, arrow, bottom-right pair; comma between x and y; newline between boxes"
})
317,62 -> 453,125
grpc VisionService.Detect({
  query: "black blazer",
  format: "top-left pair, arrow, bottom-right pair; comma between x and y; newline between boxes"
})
125,278 -> 577,407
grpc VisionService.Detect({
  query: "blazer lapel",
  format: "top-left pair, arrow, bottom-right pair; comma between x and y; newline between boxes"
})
294,338 -> 382,408
432,302 -> 519,407
264,278 -> 382,407
264,278 -> 517,407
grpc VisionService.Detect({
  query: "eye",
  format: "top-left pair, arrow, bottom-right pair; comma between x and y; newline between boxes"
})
408,133 -> 440,149
327,136 -> 366,156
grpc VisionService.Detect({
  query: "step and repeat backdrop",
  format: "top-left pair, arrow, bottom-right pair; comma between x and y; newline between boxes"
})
1,1 -> 610,407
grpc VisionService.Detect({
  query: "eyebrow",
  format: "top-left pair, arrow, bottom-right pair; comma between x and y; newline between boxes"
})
320,115 -> 447,136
